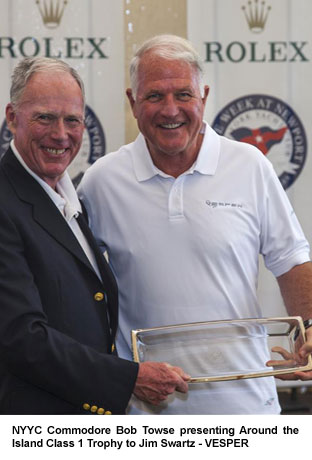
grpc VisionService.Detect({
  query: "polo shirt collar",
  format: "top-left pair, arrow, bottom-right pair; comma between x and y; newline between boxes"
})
131,133 -> 159,182
131,121 -> 220,182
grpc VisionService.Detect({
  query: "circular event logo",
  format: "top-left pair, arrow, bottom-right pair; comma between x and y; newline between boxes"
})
0,105 -> 105,187
212,94 -> 307,189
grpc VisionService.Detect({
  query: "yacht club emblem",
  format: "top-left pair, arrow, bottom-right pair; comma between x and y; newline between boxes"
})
212,94 -> 307,189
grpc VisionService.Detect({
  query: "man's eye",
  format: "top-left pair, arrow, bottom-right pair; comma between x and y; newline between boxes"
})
177,92 -> 192,101
65,118 -> 81,125
146,94 -> 161,102
37,114 -> 53,122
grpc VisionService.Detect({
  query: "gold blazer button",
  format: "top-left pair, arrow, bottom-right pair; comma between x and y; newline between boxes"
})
94,292 -> 104,301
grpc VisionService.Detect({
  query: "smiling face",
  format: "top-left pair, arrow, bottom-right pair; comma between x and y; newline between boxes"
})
127,52 -> 209,176
6,71 -> 85,189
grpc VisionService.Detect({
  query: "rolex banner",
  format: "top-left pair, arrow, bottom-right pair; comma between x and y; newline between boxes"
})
0,0 -> 124,186
188,0 -> 312,319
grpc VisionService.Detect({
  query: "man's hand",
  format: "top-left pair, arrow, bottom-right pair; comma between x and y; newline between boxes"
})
268,328 -> 312,381
276,262 -> 312,381
133,361 -> 190,405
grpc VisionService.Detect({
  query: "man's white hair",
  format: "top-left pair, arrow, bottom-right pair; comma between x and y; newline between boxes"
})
129,34 -> 204,98
10,57 -> 85,110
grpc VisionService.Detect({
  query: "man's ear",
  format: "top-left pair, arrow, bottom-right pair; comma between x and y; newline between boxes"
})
202,85 -> 210,106
5,104 -> 17,135
126,88 -> 137,117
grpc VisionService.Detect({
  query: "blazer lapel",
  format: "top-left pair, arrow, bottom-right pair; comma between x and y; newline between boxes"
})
1,149 -> 95,273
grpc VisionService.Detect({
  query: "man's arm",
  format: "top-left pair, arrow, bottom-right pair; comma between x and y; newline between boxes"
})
276,261 -> 312,380
277,262 -> 312,319
0,202 -> 189,410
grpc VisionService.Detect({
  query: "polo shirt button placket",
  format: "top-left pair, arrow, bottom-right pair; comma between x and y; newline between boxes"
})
168,177 -> 185,219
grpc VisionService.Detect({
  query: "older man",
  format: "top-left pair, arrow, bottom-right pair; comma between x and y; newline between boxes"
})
78,35 -> 312,414
0,57 -> 188,414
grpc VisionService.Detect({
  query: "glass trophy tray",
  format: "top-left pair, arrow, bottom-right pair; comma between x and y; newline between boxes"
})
131,316 -> 312,382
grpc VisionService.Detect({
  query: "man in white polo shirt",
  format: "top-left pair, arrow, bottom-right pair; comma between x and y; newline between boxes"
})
78,35 -> 312,414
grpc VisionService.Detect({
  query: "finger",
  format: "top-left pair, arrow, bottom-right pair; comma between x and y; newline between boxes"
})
274,373 -> 299,381
271,346 -> 293,360
293,370 -> 312,381
266,359 -> 296,367
274,369 -> 312,381
165,363 -> 191,381
174,379 -> 189,394
163,371 -> 189,394
298,343 -> 312,359
298,329 -> 312,358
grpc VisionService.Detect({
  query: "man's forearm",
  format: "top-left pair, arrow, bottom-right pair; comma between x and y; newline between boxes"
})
277,261 -> 312,319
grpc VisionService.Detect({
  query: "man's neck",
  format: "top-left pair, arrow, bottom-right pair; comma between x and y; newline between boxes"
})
147,133 -> 204,178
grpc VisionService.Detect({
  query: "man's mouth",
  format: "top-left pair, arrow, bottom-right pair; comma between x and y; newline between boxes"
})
44,147 -> 67,155
159,122 -> 185,129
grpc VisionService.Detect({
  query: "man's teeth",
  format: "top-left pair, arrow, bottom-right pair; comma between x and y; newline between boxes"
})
161,123 -> 183,129
46,148 -> 66,155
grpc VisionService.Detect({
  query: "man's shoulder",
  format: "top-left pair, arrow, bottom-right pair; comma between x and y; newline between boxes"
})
218,132 -> 273,170
0,150 -> 47,213
79,139 -> 139,191
219,132 -> 261,156
92,142 -> 133,170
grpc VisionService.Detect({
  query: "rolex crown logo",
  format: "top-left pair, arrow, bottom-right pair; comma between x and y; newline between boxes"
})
35,0 -> 68,29
242,0 -> 271,33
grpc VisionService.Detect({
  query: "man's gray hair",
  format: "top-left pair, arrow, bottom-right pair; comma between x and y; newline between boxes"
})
10,57 -> 85,109
129,34 -> 204,98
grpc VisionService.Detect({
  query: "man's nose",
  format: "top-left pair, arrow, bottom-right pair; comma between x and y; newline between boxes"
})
51,119 -> 68,140
160,95 -> 180,117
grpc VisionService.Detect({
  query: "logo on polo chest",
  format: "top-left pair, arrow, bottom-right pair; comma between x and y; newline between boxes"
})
206,200 -> 243,209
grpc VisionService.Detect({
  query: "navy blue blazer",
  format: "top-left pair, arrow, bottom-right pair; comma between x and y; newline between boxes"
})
0,149 -> 138,414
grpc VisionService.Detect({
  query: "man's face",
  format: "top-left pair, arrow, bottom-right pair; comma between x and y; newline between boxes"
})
6,71 -> 85,189
127,53 -> 209,171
